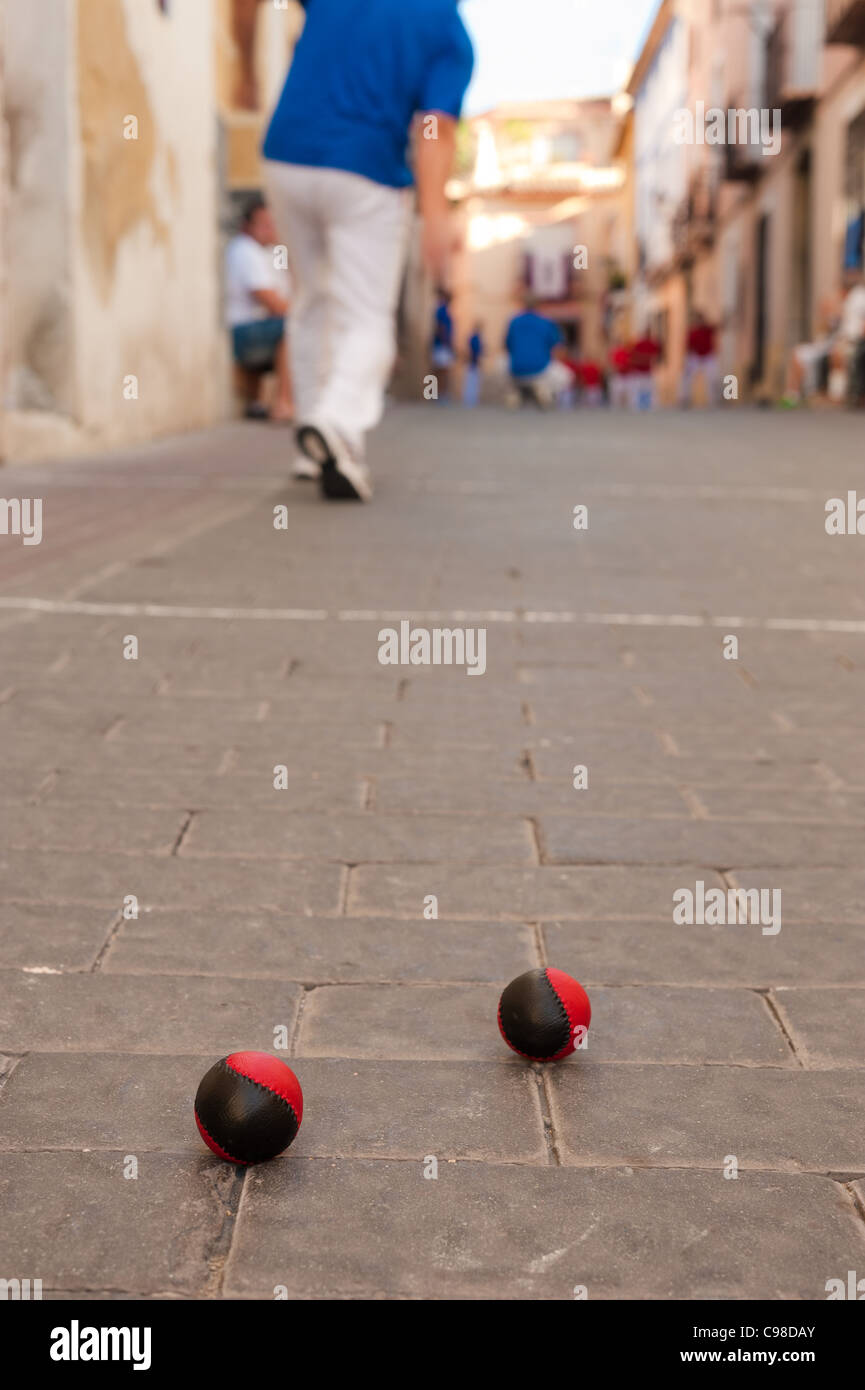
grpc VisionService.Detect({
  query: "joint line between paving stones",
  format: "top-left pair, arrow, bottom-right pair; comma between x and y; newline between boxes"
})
170,812 -> 196,856
532,1066 -> 562,1166
338,865 -> 352,915
91,912 -> 124,973
842,1180 -> 865,1237
201,1166 -> 247,1299
289,989 -> 310,1057
757,989 -> 806,1068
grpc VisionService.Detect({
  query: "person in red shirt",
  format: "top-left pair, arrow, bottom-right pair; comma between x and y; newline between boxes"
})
576,358 -> 603,406
679,309 -> 720,406
628,329 -> 661,409
608,340 -> 632,408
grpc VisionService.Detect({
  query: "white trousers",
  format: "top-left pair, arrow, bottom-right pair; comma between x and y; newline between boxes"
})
680,353 -> 719,406
608,374 -> 630,409
265,162 -> 412,454
629,374 -> 655,410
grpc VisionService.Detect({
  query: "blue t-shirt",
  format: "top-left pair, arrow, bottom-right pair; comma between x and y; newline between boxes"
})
264,0 -> 474,190
505,312 -> 563,378
468,332 -> 483,364
433,304 -> 454,350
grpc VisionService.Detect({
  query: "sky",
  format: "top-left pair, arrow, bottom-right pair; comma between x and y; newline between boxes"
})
460,0 -> 659,115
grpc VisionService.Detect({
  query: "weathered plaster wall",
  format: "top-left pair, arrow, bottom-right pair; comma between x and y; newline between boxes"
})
1,0 -> 81,458
73,0 -> 224,448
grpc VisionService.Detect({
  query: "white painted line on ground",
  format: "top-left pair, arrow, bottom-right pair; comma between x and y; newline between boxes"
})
1,595 -> 864,634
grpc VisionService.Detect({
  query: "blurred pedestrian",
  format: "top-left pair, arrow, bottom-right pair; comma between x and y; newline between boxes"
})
431,290 -> 457,401
576,357 -> 604,406
679,309 -> 719,407
263,0 -> 474,500
225,196 -> 294,423
608,339 -> 632,409
463,322 -> 485,406
504,296 -> 566,408
629,327 -> 661,410
781,293 -> 841,407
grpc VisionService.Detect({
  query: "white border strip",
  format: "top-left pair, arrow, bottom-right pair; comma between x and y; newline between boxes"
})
1,596 -> 865,634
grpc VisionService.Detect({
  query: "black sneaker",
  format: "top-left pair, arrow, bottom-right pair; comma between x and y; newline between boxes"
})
295,422 -> 372,502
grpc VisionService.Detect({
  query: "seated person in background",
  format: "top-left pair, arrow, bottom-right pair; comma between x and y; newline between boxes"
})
225,196 -> 293,422
504,297 -> 568,407
781,293 -> 841,407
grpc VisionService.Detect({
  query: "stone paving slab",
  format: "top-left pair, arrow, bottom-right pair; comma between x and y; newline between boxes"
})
296,983 -> 791,1065
104,912 -> 536,982
372,776 -> 690,817
4,803 -> 188,854
773,989 -> 865,1068
39,768 -> 369,811
724,868 -> 865,923
181,809 -> 535,864
0,903 -> 120,971
0,1054 -> 547,1164
0,972 -> 302,1053
0,1151 -> 233,1296
224,1159 -> 865,1300
691,784 -> 865,822
346,863 -> 727,919
547,1063 -> 865,1170
0,848 -> 344,913
536,815 -> 865,867
543,918 -> 865,987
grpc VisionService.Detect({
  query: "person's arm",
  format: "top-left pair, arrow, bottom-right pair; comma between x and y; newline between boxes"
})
415,115 -> 458,280
252,288 -> 289,318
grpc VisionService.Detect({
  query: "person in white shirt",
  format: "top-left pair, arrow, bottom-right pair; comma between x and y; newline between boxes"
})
225,196 -> 294,423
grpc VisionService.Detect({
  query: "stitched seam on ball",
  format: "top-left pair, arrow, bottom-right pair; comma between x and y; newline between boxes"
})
541,967 -> 572,1056
195,1109 -> 251,1166
221,1058 -> 300,1125
546,969 -> 580,1055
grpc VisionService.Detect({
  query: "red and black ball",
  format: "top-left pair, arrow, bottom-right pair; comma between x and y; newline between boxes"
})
498,967 -> 591,1061
194,1052 -> 303,1165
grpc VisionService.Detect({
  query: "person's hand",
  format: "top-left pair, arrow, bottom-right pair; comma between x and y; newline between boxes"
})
422,212 -> 457,280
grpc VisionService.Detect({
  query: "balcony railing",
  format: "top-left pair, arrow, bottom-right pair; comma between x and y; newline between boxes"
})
826,0 -> 865,44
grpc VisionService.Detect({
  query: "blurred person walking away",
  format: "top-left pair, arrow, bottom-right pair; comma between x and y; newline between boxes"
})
679,310 -> 719,407
503,296 -> 566,408
262,0 -> 474,500
608,339 -> 632,408
431,290 -> 457,402
462,323 -> 485,406
628,327 -> 661,410
225,196 -> 294,423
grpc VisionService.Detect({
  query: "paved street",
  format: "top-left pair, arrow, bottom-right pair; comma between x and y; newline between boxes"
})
1,402 -> 865,1300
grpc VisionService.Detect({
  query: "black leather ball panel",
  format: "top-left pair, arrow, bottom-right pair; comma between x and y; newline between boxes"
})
498,967 -> 571,1059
